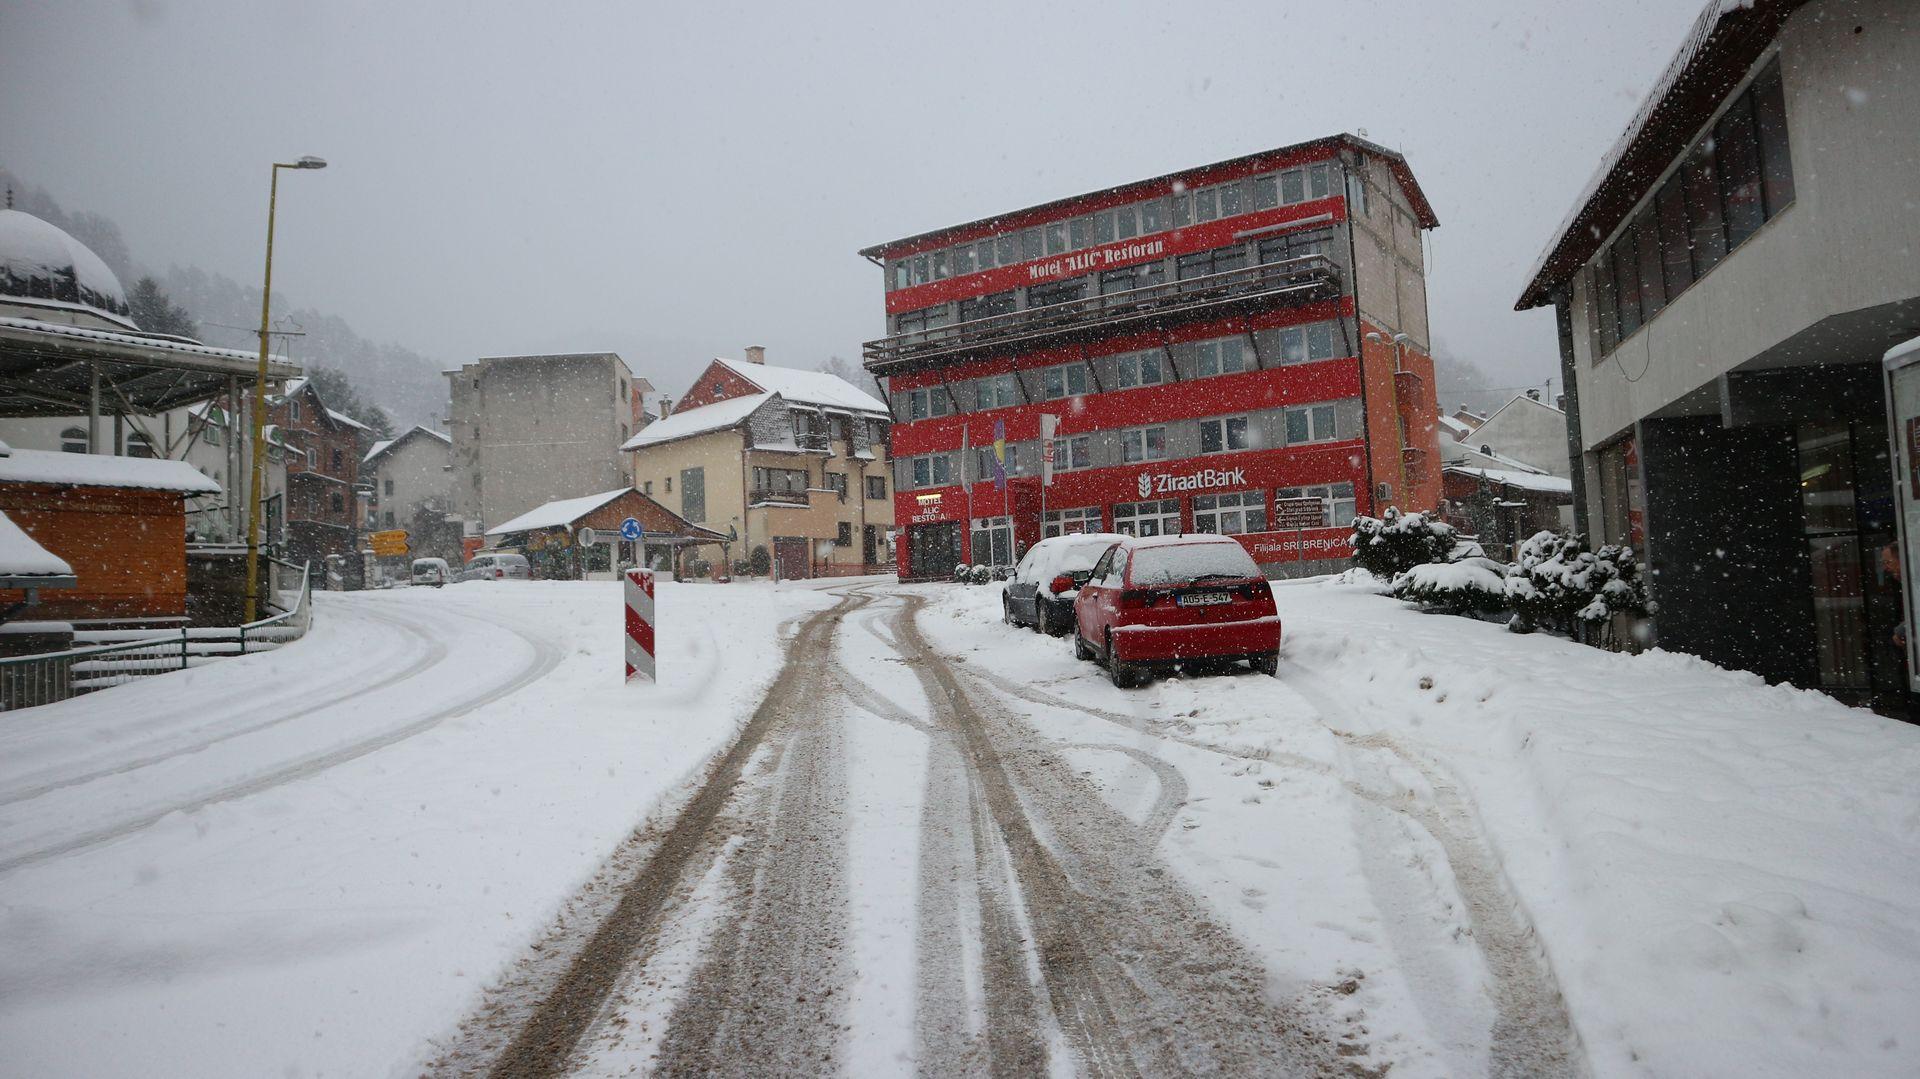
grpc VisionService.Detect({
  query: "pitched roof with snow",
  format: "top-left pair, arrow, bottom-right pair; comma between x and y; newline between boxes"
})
0,447 -> 221,494
622,392 -> 772,450
362,425 -> 449,466
485,488 -> 633,536
326,407 -> 369,432
1445,466 -> 1573,496
711,359 -> 888,414
0,508 -> 73,579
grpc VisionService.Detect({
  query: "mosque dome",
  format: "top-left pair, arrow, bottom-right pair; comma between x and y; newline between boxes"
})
0,208 -> 136,330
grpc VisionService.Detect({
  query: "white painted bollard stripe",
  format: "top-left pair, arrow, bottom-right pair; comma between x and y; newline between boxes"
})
625,568 -> 655,682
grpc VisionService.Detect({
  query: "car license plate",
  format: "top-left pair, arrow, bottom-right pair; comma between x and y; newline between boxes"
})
1177,591 -> 1231,607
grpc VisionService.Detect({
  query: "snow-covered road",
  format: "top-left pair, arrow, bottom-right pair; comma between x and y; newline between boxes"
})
2,574 -> 1916,1078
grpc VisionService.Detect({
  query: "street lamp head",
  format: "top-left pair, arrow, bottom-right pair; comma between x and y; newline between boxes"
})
1391,332 -> 1411,344
293,156 -> 327,170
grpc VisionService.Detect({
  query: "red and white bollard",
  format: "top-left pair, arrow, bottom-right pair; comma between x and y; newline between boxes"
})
624,567 -> 656,682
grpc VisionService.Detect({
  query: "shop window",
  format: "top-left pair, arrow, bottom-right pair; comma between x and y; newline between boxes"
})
1199,415 -> 1251,454
970,515 -> 1014,566
1113,498 -> 1181,537
1193,490 -> 1268,535
1044,505 -> 1103,538
1277,482 -> 1357,527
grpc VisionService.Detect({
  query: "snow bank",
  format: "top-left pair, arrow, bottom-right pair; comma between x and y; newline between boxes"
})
915,576 -> 1920,1077
0,579 -> 832,1078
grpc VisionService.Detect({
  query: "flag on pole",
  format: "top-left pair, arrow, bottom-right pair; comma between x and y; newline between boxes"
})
992,419 -> 1008,491
1039,414 -> 1058,486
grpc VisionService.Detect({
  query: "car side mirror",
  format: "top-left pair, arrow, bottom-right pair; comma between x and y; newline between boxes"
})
1050,574 -> 1074,595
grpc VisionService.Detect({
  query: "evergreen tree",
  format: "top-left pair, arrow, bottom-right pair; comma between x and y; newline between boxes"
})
308,366 -> 396,439
127,276 -> 199,338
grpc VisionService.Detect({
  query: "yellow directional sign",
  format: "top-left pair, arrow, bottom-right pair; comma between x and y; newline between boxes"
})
370,528 -> 410,557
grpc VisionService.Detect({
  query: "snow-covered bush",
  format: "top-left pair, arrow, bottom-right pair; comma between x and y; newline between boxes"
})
953,562 -> 972,584
1504,531 -> 1652,645
1348,508 -> 1457,579
969,564 -> 994,584
749,545 -> 771,577
1389,557 -> 1510,616
732,558 -> 752,577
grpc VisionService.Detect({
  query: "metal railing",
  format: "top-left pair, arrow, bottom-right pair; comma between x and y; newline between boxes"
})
863,254 -> 1340,371
0,560 -> 312,711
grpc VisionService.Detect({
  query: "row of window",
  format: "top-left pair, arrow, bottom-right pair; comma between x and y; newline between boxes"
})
886,162 -> 1341,290
1016,482 -> 1358,544
1592,58 -> 1793,356
899,317 -> 1347,422
905,401 -> 1347,488
893,228 -> 1339,336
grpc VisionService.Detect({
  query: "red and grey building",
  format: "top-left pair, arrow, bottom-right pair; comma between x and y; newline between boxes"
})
861,133 -> 1444,581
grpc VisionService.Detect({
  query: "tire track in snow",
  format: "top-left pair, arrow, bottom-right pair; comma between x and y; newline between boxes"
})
0,607 -> 561,877
0,604 -> 450,807
1278,657 -> 1589,1079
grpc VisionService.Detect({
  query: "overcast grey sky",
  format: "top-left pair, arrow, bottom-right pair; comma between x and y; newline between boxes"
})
1,0 -> 1707,400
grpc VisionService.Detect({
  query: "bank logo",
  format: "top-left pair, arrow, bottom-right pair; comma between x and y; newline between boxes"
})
1137,467 -> 1247,496
1137,473 -> 1153,498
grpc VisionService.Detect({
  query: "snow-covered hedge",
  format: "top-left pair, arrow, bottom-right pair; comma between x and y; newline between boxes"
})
1505,531 -> 1652,643
1348,508 -> 1457,578
1387,557 -> 1510,615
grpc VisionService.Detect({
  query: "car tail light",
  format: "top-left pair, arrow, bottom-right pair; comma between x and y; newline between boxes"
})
495,568 -> 504,579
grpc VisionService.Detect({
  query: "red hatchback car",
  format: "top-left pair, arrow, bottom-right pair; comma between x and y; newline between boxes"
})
1070,533 -> 1282,688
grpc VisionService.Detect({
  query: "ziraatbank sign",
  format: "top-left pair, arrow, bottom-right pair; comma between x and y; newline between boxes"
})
1137,466 -> 1245,498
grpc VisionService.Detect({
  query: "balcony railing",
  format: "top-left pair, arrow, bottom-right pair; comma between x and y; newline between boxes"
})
863,254 -> 1340,373
750,487 -> 811,506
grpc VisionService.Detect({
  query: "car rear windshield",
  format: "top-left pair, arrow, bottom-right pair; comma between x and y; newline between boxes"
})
1128,542 -> 1260,586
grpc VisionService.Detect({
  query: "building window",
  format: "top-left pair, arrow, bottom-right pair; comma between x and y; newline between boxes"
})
1041,363 -> 1089,400
896,305 -> 953,336
682,466 -> 706,521
1268,320 -> 1340,365
959,290 -> 1017,322
1199,415 -> 1252,454
1176,245 -> 1250,279
1284,405 -> 1338,444
1189,336 -> 1251,378
975,445 -> 1019,481
1120,425 -> 1168,463
1256,227 -> 1335,265
60,426 -> 87,453
836,521 -> 854,547
751,466 -> 806,499
1193,490 -> 1268,535
825,472 -> 848,501
331,492 -> 344,513
1044,505 -> 1104,538
1592,58 -> 1793,357
1099,261 -> 1167,295
202,423 -> 221,447
976,372 -> 1021,410
1113,499 -> 1181,538
1112,349 -> 1167,389
124,432 -> 155,458
332,448 -> 344,471
643,480 -> 652,495
1049,435 -> 1092,472
909,454 -> 953,488
970,516 -> 1014,566
383,510 -> 395,527
289,400 -> 300,422
906,385 -> 952,421
306,448 -> 317,468
866,475 -> 886,499
383,478 -> 394,496
1027,277 -> 1088,308
1277,482 -> 1357,527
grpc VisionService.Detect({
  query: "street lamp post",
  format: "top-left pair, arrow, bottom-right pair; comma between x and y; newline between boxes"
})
244,156 -> 327,623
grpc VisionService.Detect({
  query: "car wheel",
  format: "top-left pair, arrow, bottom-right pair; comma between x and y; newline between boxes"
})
1033,598 -> 1049,634
1252,650 -> 1279,677
1107,631 -> 1146,689
1074,631 -> 1094,661
1003,595 -> 1016,626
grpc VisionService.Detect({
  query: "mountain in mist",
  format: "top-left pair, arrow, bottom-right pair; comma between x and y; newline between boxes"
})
1,165 -> 446,429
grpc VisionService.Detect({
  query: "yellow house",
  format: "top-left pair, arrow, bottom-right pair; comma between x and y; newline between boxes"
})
623,349 -> 894,579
